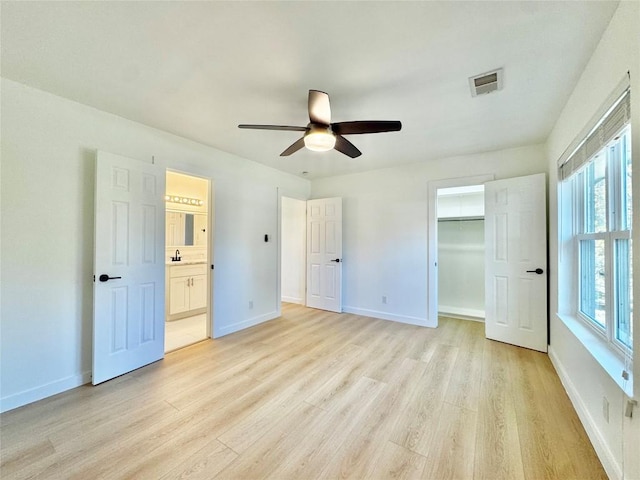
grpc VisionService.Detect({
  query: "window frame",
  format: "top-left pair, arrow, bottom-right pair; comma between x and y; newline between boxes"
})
573,126 -> 632,357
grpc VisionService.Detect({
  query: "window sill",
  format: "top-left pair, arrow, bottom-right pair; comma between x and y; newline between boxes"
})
556,313 -> 633,397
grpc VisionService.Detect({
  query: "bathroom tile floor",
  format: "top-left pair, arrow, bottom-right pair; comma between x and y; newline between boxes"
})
165,314 -> 208,352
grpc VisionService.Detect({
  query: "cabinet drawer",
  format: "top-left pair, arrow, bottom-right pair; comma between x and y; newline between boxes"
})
169,263 -> 207,278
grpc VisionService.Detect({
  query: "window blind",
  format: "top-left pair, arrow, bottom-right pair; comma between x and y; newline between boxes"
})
559,89 -> 631,181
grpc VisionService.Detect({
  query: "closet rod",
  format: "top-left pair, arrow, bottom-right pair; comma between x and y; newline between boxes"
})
437,217 -> 484,222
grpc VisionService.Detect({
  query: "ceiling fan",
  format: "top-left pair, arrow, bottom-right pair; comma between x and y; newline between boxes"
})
238,90 -> 402,158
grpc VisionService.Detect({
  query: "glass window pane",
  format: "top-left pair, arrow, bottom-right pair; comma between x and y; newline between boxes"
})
623,131 -> 632,230
584,155 -> 607,234
615,238 -> 633,348
579,238 -> 606,327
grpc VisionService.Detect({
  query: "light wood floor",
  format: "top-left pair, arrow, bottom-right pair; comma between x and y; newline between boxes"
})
1,304 -> 605,480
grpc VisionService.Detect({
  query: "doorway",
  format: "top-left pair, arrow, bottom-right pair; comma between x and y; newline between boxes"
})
428,173 -> 548,352
280,196 -> 306,307
279,195 -> 343,313
427,174 -> 494,327
164,171 -> 211,352
436,185 -> 486,321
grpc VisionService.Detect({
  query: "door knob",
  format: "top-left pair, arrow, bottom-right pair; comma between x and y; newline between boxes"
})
330,258 -> 341,263
99,274 -> 122,282
526,268 -> 544,274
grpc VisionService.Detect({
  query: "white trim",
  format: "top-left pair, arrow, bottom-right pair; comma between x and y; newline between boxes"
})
217,311 -> 279,337
0,371 -> 92,413
438,305 -> 485,321
343,306 -> 433,328
281,295 -> 304,304
548,346 -> 622,480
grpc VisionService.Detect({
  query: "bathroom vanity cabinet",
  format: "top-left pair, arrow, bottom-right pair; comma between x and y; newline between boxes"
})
167,263 -> 207,317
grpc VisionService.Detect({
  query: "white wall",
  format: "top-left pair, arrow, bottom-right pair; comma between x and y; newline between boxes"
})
311,144 -> 546,325
546,2 -> 640,479
0,78 -> 310,412
437,190 -> 484,219
281,196 -> 306,304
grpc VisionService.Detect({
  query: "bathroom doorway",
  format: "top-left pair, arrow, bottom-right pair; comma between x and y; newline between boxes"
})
164,171 -> 211,352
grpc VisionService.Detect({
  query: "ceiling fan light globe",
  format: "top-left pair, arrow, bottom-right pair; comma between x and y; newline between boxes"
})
304,131 -> 336,152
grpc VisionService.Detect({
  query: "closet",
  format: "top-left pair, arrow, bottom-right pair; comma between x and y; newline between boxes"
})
437,186 -> 485,321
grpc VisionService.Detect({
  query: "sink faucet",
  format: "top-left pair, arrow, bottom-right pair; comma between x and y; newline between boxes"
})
172,249 -> 181,262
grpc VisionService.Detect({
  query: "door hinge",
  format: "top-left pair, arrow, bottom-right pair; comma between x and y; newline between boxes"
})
93,275 -> 95,282
211,264 -> 214,270
625,399 -> 637,418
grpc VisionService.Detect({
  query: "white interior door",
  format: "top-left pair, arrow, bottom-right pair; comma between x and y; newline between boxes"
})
93,151 -> 166,384
306,197 -> 342,312
485,173 -> 547,352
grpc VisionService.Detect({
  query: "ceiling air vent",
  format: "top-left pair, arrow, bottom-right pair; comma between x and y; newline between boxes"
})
469,68 -> 503,97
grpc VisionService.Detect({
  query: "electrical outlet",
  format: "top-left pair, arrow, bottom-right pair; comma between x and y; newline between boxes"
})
382,296 -> 387,304
249,300 -> 253,309
602,396 -> 609,423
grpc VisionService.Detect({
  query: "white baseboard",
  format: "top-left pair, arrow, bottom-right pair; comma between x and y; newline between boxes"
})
548,346 -> 622,480
1,371 -> 91,413
281,296 -> 303,304
438,305 -> 485,321
215,311 -> 279,338
342,306 -> 433,327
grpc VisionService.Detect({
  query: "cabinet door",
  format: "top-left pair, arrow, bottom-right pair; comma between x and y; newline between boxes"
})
169,277 -> 190,315
189,274 -> 207,310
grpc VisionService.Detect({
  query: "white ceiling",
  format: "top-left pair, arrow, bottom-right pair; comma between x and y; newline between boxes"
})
1,1 -> 618,179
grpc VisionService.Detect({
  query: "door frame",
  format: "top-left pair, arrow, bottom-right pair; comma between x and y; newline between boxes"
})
165,168 -> 215,340
427,174 -> 494,327
276,188 -> 309,318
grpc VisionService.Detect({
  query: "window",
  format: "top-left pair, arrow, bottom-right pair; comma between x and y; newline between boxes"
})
559,87 -> 632,359
573,126 -> 632,351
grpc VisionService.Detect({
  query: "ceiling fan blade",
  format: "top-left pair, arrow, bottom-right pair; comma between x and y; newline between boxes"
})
280,137 -> 306,156
308,90 -> 331,125
332,120 -> 402,135
238,124 -> 307,132
334,135 -> 362,158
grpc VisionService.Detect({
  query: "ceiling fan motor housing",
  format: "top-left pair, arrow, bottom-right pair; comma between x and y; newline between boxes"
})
304,124 -> 336,152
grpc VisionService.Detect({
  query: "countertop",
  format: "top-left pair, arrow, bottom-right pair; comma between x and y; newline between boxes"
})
166,260 -> 207,266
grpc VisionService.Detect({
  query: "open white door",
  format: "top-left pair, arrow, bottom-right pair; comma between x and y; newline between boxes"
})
306,197 -> 342,312
485,173 -> 547,352
93,151 -> 166,384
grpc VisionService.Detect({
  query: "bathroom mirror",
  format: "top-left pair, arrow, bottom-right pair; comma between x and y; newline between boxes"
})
166,211 -> 207,246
